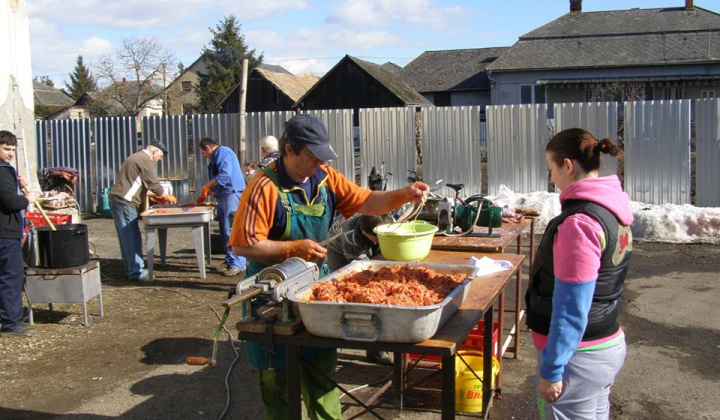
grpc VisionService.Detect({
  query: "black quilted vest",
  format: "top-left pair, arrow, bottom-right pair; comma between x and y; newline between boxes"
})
525,199 -> 633,340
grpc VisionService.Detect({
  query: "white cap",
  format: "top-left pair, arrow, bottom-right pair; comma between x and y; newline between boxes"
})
260,135 -> 278,152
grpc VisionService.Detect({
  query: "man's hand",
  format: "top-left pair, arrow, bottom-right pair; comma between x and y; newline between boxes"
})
539,377 -> 563,403
18,174 -> 29,189
161,194 -> 178,205
282,239 -> 327,261
197,186 -> 211,204
403,181 -> 430,204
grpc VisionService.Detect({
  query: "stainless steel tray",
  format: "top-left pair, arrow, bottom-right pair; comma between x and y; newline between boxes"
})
140,206 -> 214,226
289,260 -> 477,343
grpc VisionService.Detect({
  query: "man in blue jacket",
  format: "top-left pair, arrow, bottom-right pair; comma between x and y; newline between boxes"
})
197,138 -> 246,276
0,130 -> 38,336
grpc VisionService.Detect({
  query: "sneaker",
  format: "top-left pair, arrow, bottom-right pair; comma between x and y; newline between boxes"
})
222,267 -> 244,277
1,325 -> 36,336
366,350 -> 393,365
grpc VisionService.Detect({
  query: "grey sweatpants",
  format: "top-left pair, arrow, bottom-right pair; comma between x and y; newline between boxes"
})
536,337 -> 626,420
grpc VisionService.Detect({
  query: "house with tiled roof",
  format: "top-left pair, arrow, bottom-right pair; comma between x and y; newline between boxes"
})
33,81 -> 76,120
401,47 -> 508,108
218,64 -> 319,113
166,56 -> 208,115
487,0 -> 720,105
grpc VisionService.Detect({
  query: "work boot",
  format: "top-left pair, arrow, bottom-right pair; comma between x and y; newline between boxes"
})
223,267 -> 244,277
1,325 -> 36,336
366,350 -> 393,365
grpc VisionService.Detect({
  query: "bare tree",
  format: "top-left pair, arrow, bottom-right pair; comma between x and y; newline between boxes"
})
588,81 -> 647,102
94,36 -> 176,116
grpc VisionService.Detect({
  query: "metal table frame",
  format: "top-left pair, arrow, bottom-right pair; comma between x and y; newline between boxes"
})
237,251 -> 524,419
145,222 -> 212,282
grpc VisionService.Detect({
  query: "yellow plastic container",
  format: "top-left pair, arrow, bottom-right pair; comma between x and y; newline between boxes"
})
374,221 -> 439,261
454,350 -> 500,413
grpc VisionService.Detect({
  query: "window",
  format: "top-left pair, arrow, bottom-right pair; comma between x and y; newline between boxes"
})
433,92 -> 451,107
701,90 -> 715,99
182,104 -> 194,115
520,84 -> 546,104
663,87 -> 684,100
181,81 -> 192,92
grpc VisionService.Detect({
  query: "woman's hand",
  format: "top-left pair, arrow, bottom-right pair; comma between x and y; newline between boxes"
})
539,377 -> 563,402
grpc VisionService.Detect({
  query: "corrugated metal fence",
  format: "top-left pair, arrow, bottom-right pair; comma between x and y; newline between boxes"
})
695,99 -> 720,207
486,104 -> 550,195
624,100 -> 692,205
36,99 -> 718,212
421,106 -> 484,197
358,107 -> 417,192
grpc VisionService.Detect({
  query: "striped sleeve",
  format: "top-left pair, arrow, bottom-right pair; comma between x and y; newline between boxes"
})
322,165 -> 371,218
228,170 -> 278,247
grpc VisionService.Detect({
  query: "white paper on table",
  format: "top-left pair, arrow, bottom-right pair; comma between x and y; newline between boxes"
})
468,256 -> 513,276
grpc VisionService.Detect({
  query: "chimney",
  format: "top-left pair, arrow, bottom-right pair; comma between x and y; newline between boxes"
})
570,0 -> 582,13
685,0 -> 694,10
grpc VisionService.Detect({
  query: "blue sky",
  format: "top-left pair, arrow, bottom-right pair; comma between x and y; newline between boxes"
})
27,0 -> 713,88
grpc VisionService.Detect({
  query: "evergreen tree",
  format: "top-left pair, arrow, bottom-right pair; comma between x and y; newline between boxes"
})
177,61 -> 185,74
33,75 -> 54,87
65,55 -> 98,101
196,15 -> 263,113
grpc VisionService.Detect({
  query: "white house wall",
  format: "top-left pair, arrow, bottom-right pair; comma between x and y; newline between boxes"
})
0,0 -> 37,186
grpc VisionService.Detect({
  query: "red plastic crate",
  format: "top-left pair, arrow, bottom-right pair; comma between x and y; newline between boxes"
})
408,320 -> 499,367
24,212 -> 72,233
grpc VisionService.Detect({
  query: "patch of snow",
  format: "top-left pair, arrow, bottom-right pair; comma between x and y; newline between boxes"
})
488,185 -> 720,244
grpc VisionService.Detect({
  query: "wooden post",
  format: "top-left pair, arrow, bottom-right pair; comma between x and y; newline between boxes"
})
238,59 -> 249,167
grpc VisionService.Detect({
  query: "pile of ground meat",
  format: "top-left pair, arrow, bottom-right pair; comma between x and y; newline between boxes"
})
309,265 -> 468,306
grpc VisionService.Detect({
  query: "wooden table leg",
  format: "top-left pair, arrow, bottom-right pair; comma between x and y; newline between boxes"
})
483,305 -> 495,415
496,292 -> 504,391
441,352 -> 456,420
514,268 -> 522,359
287,344 -> 302,420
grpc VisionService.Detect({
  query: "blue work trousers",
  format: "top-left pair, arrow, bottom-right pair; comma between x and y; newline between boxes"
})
110,200 -> 147,280
216,193 -> 245,269
0,239 -> 25,330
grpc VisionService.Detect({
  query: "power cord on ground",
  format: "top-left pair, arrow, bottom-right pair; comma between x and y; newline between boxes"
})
100,276 -> 241,420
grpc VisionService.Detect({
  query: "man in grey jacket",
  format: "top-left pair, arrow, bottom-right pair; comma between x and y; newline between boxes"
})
109,140 -> 176,280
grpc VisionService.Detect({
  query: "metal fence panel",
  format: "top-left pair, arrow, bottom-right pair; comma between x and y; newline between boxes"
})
421,106 -> 483,197
304,109 -> 355,181
486,104 -> 550,195
695,98 -> 720,207
246,111 -> 295,164
624,100 -> 691,205
34,119 -> 94,211
141,116 -> 191,203
191,114 -> 238,200
359,107 -> 417,192
94,116 -> 139,207
554,102 -> 619,177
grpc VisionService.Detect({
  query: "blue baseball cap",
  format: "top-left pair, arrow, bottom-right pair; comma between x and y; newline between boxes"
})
284,115 -> 338,162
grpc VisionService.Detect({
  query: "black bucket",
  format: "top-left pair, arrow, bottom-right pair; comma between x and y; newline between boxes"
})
36,224 -> 90,268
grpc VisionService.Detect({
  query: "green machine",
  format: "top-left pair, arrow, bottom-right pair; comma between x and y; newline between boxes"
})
437,184 -> 503,237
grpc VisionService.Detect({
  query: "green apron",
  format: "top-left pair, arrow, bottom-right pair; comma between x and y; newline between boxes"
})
244,167 -> 341,420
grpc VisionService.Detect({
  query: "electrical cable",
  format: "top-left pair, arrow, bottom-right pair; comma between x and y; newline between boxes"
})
97,272 -> 242,420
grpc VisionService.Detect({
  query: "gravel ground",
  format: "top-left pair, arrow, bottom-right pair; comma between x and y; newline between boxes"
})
0,215 -> 718,420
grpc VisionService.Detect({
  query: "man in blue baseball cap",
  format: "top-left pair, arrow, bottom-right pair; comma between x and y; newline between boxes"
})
229,114 -> 431,419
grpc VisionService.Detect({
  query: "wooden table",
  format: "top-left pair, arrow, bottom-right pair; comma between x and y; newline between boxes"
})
432,218 -> 535,359
237,251 -> 524,419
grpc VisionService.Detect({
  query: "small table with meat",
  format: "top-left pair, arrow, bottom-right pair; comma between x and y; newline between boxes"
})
140,206 -> 214,282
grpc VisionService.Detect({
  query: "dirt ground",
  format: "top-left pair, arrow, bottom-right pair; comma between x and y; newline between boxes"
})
1,215 -> 719,420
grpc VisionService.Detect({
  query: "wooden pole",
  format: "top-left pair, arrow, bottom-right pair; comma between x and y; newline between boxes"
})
238,58 -> 249,168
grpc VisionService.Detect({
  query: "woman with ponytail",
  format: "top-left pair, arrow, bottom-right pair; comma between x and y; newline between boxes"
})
526,128 -> 633,419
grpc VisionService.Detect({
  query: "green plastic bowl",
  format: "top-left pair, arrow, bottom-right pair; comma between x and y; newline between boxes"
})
374,221 -> 439,261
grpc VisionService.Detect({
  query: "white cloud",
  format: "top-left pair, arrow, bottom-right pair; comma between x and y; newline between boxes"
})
326,0 -> 466,32
246,27 -> 398,75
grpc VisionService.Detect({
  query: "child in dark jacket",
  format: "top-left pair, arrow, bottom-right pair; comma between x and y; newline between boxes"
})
0,130 -> 38,336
